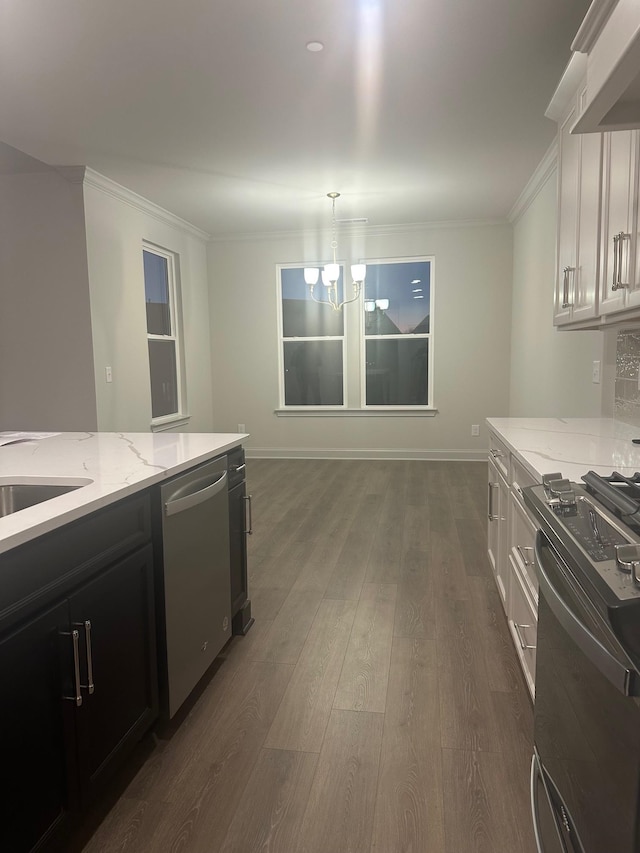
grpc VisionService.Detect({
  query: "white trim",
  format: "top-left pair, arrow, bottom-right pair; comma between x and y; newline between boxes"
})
245,447 -> 485,461
544,53 -> 587,121
150,414 -> 191,432
209,218 -> 508,244
571,0 -> 618,53
70,167 -> 211,241
508,141 -> 558,224
275,407 -> 438,417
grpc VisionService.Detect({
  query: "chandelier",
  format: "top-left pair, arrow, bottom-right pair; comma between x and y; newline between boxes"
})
304,192 -> 366,311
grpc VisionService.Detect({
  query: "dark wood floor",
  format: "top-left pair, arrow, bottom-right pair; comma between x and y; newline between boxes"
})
82,459 -> 536,853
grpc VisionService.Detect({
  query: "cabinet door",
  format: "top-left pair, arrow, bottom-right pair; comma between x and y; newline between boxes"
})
554,102 -> 580,325
600,130 -> 637,314
0,601 -> 73,853
69,546 -> 158,806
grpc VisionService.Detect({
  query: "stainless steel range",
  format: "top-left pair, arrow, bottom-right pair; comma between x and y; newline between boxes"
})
524,471 -> 640,853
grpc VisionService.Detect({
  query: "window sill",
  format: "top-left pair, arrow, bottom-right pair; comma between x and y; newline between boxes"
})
150,414 -> 191,432
274,408 -> 438,417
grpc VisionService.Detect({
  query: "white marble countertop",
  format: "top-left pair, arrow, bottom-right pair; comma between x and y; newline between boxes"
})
0,432 -> 247,555
486,417 -> 640,483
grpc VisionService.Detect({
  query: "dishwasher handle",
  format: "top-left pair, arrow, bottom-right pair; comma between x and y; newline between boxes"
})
164,470 -> 228,517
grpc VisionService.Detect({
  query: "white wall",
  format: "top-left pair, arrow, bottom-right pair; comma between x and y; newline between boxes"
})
509,164 -> 612,417
83,173 -> 215,432
208,222 -> 513,457
0,171 -> 98,431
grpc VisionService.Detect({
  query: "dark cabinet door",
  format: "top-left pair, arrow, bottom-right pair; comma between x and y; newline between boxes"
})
0,601 -> 73,853
229,480 -> 248,615
69,545 -> 158,805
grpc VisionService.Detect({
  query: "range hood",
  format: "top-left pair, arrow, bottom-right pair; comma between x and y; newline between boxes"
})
572,0 -> 640,133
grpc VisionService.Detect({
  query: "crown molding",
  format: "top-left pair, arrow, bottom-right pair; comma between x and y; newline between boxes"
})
508,140 -> 557,224
58,166 -> 210,241
571,0 -> 618,54
208,217 -> 508,244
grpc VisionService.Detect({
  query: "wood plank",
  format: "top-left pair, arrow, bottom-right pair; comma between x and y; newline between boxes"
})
265,598 -> 357,752
467,575 -> 523,692
218,748 -> 319,853
333,583 -> 396,713
252,590 -> 323,664
394,547 -> 436,639
441,748 -> 537,853
436,597 -> 501,753
80,795 -> 171,853
370,637 -> 446,853
455,516 -> 491,578
296,709 -> 384,853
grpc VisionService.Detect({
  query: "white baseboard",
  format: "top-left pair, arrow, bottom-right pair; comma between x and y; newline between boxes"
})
245,447 -> 487,462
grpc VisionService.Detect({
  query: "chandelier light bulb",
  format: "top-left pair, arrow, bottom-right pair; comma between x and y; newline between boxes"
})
351,263 -> 366,283
304,267 -> 320,286
324,263 -> 339,284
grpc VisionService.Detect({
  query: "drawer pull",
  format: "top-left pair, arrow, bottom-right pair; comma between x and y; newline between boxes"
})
488,482 -> 499,521
516,545 -> 534,567
62,629 -> 83,707
513,622 -> 536,651
490,449 -> 504,459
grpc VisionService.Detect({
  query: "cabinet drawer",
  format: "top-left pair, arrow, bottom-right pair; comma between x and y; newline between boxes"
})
488,432 -> 510,480
0,492 -> 151,634
510,493 -> 539,604
508,555 -> 537,700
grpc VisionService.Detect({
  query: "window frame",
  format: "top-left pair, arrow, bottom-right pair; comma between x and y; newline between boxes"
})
143,242 -> 187,428
276,263 -> 348,410
360,255 -> 435,410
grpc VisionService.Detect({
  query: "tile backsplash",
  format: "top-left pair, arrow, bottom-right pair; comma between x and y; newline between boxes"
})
615,330 -> 640,425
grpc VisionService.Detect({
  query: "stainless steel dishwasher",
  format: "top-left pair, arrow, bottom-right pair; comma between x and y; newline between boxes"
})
158,455 -> 231,718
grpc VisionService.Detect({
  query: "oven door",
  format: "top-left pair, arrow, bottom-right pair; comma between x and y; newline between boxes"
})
532,530 -> 640,853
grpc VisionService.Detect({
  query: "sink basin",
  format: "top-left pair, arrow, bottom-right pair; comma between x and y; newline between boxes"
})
0,480 -> 90,518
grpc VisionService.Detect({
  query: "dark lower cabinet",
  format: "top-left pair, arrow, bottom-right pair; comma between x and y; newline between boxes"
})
0,602 -> 71,853
227,447 -> 253,636
0,512 -> 158,853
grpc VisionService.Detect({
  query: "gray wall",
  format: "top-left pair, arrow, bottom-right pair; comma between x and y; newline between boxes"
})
0,171 -> 98,431
508,165 -> 611,417
208,222 -> 513,457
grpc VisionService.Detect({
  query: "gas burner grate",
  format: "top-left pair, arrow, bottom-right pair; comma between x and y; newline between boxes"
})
582,471 -> 640,528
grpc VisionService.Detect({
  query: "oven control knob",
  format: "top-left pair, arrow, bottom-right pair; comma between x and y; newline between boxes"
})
615,544 -> 640,584
543,477 -> 576,508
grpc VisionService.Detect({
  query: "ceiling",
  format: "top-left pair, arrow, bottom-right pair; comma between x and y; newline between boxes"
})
0,0 -> 591,238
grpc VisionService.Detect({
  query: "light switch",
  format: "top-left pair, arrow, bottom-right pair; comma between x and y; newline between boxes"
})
592,361 -> 601,384
105,366 -> 113,383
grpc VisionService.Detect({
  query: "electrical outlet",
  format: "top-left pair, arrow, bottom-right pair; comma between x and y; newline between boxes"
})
237,423 -> 246,433
471,424 -> 480,436
592,360 -> 601,384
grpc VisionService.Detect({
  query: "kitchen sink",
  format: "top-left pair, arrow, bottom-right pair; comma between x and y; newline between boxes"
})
0,480 -> 91,517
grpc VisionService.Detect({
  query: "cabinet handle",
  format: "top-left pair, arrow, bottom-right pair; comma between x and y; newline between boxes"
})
516,544 -> 534,567
233,463 -> 246,474
243,494 -> 253,534
488,482 -> 499,521
612,232 -> 630,290
513,622 -> 536,651
561,266 -> 574,308
82,620 -> 95,695
490,449 -> 504,459
62,629 -> 83,707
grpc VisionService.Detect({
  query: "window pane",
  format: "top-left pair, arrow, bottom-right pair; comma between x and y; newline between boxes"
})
365,339 -> 428,405
148,339 -> 178,417
364,260 -> 430,335
143,250 -> 171,336
281,267 -> 344,338
283,340 -> 343,405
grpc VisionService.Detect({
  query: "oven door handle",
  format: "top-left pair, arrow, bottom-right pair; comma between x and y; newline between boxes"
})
535,531 -> 638,697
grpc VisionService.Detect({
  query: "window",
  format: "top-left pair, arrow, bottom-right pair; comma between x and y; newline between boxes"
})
362,258 -> 432,407
278,265 -> 346,406
143,244 -> 185,422
278,256 -> 434,412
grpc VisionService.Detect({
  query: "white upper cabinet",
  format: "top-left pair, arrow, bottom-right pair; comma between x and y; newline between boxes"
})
548,58 -> 602,328
598,129 -> 639,314
572,0 -> 640,134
